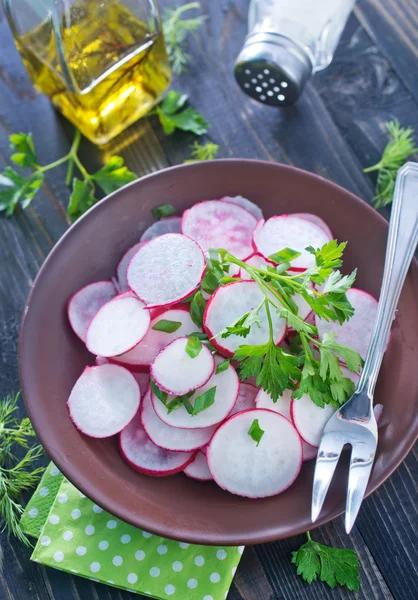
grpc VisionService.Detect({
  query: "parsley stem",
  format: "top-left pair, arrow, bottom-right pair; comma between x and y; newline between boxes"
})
306,530 -> 312,541
264,298 -> 275,344
38,155 -> 70,172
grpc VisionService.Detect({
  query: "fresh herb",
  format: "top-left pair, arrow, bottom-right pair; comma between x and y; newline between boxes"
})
364,120 -> 418,208
184,141 -> 219,162
163,2 -> 206,74
150,379 -> 168,404
185,335 -> 203,358
190,386 -> 216,415
215,358 -> 230,374
0,130 -> 136,220
151,203 -> 176,220
269,247 -> 301,264
190,290 -> 206,328
152,319 -> 182,333
0,393 -> 45,546
154,91 -> 209,136
292,531 -> 360,591
247,418 -> 265,446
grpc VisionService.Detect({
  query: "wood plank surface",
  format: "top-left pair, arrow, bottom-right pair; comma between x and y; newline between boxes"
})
0,1 -> 417,599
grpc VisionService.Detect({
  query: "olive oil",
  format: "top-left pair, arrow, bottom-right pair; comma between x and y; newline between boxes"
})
15,1 -> 171,144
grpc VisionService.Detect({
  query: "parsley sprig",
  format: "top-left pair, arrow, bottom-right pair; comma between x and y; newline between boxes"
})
0,393 -> 45,546
163,2 -> 206,74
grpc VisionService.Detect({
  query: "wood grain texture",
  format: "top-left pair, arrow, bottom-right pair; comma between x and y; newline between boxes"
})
0,1 -> 417,599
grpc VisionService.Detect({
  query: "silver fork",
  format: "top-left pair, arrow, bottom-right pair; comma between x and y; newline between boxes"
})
311,162 -> 418,534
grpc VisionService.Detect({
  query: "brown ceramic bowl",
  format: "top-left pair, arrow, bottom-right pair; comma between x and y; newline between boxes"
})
19,160 -> 418,545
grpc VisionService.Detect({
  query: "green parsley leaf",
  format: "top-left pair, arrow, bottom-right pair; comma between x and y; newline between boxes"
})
292,532 -> 360,591
191,386 -> 216,415
247,418 -> 265,446
0,167 -> 44,216
152,319 -> 182,333
90,156 -> 136,195
184,140 -> 219,162
150,379 -> 168,404
269,248 -> 301,264
190,290 -> 206,328
155,91 -> 209,136
215,358 -> 230,374
9,133 -> 38,168
323,269 -> 357,295
321,332 -> 363,373
67,178 -> 97,221
185,335 -> 202,358
163,2 -> 206,74
151,203 -> 176,220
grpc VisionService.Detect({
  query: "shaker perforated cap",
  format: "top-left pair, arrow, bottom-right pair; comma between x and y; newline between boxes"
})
234,33 -> 313,106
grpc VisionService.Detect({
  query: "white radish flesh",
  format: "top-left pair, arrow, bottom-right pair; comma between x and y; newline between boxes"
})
140,216 -> 182,242
117,242 -> 146,291
141,388 -> 215,452
302,440 -> 318,462
181,200 -> 257,259
67,364 -> 140,438
112,307 -> 196,368
207,409 -> 302,498
152,355 -> 239,429
292,213 -> 333,239
240,253 -> 276,280
86,293 -> 150,357
255,388 -> 292,420
316,288 -> 379,360
184,451 -> 213,481
253,215 -> 331,270
230,382 -> 257,416
119,417 -> 194,476
127,233 -> 205,308
203,281 -> 286,356
221,195 -> 264,221
67,281 -> 117,342
151,337 -> 215,395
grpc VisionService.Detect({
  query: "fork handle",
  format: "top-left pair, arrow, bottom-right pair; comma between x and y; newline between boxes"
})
357,162 -> 418,398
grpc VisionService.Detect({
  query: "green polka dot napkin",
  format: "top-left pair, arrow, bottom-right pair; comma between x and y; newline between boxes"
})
21,463 -> 243,599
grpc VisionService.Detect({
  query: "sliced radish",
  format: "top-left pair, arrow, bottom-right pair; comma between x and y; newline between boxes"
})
112,307 -> 196,368
132,372 -> 149,398
292,213 -> 333,239
184,451 -> 213,481
86,293 -> 150,357
316,288 -> 379,361
253,215 -> 331,270
181,200 -> 257,259
255,388 -> 292,420
203,281 -> 286,357
127,233 -> 205,308
152,355 -> 239,429
230,382 -> 257,416
117,242 -> 146,291
302,440 -> 318,462
207,409 -> 302,498
221,195 -> 264,221
140,216 -> 182,242
240,253 -> 276,280
119,417 -> 194,476
141,388 -> 215,452
287,268 -> 314,329
291,367 -> 360,446
67,281 -> 117,342
67,364 -> 140,438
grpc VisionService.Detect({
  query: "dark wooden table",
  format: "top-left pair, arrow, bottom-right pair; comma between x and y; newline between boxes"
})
1,1 -> 417,599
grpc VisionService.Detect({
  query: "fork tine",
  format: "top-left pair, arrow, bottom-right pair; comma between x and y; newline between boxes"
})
345,440 -> 376,533
311,432 -> 344,523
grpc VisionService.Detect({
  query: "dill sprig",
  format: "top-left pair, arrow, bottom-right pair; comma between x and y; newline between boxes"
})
364,120 -> 418,208
0,393 -> 45,546
184,140 -> 219,162
163,2 -> 206,74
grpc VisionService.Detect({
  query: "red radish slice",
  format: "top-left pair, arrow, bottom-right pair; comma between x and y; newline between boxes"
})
67,281 -> 117,342
141,389 -> 215,452
240,253 -> 276,280
152,355 -> 239,429
291,367 -> 360,446
95,356 -> 108,366
230,382 -> 257,416
316,288 -> 379,361
132,372 -> 149,398
117,242 -> 146,291
112,307 -> 196,368
292,213 -> 333,239
140,216 -> 182,242
151,337 -> 215,395
203,281 -> 286,357
221,195 -> 264,221
86,294 -> 150,357
181,200 -> 257,259
119,417 -> 194,476
67,364 -> 140,438
302,440 -> 318,462
253,215 -> 331,270
207,409 -> 302,498
184,451 -> 213,481
127,233 -> 205,308
255,388 -> 292,420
